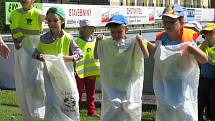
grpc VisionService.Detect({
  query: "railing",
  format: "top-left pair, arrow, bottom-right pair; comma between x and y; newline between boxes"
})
1,28 -> 164,42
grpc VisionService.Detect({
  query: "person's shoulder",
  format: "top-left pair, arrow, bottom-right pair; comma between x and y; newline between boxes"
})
63,31 -> 73,41
10,8 -> 20,15
98,36 -> 111,45
181,28 -> 197,42
32,7 -> 42,13
40,31 -> 51,42
183,27 -> 195,33
156,31 -> 165,41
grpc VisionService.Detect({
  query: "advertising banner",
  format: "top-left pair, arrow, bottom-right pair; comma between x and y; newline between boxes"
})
5,2 -> 214,28
125,7 -> 155,24
42,4 -> 155,27
154,7 -> 164,23
42,3 -> 99,28
5,2 -> 42,25
186,8 -> 195,21
200,8 -> 215,21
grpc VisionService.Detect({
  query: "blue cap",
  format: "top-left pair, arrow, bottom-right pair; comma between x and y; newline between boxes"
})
161,4 -> 184,18
105,14 -> 128,27
171,4 -> 184,17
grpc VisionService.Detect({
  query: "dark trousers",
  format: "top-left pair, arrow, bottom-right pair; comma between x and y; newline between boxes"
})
75,75 -> 97,115
198,75 -> 215,121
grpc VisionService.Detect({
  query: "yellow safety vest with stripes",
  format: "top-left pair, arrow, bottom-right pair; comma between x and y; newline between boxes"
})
10,7 -> 42,42
37,33 -> 71,55
75,37 -> 100,78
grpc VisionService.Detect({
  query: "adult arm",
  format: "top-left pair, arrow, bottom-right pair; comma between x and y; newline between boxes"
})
0,37 -> 10,59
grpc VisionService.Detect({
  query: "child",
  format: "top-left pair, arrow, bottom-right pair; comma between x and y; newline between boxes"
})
74,19 -> 100,117
32,6 -> 83,121
10,0 -> 46,120
0,36 -> 10,59
198,23 -> 215,121
148,4 -> 208,121
94,14 -> 149,121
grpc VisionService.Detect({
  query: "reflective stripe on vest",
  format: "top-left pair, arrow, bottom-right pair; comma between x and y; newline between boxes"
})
10,7 -> 42,40
11,28 -> 40,35
75,37 -> 100,78
75,58 -> 99,67
37,33 -> 71,55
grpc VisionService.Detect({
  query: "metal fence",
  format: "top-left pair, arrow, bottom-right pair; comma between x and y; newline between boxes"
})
0,29 -> 162,95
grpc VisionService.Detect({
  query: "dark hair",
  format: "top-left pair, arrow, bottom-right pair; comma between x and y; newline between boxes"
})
107,23 -> 125,29
61,23 -> 65,29
46,8 -> 56,17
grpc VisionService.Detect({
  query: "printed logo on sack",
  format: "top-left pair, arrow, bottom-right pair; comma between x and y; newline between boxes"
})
63,95 -> 77,112
26,18 -> 32,25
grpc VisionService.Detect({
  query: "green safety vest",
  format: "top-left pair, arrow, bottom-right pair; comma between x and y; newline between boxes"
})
37,33 -> 71,55
75,37 -> 100,78
10,7 -> 42,42
205,46 -> 215,65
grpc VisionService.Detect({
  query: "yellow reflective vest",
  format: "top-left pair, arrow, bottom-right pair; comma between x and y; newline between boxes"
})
37,33 -> 71,55
75,37 -> 100,78
10,7 -> 42,42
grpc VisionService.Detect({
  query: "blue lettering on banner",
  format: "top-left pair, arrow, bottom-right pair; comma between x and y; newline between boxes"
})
187,9 -> 195,21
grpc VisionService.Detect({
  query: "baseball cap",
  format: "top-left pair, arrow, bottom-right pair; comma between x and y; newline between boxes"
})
105,14 -> 128,27
46,6 -> 65,20
161,4 -> 184,18
202,23 -> 215,31
184,21 -> 202,32
79,19 -> 96,27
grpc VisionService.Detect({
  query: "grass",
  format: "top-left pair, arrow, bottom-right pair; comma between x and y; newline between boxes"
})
0,90 -> 155,121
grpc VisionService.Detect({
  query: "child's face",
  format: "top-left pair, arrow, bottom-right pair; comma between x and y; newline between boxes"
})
47,13 -> 64,35
80,26 -> 95,37
19,0 -> 34,10
204,31 -> 215,43
109,25 -> 127,41
162,16 -> 181,34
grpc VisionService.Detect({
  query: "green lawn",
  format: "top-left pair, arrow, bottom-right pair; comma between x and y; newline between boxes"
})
0,90 -> 155,121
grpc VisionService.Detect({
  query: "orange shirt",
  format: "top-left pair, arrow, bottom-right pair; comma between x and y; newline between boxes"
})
156,28 -> 198,43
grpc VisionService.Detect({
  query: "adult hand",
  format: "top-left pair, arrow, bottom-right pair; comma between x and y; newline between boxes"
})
0,43 -> 10,59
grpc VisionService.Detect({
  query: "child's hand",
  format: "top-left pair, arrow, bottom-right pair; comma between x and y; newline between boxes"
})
63,55 -> 75,62
136,34 -> 149,58
36,54 -> 44,62
185,43 -> 208,64
96,34 -> 103,41
136,34 -> 147,46
14,41 -> 22,50
136,34 -> 143,45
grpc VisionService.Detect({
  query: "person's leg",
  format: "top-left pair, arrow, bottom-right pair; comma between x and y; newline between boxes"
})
198,75 -> 210,121
84,76 -> 99,117
207,78 -> 215,121
75,74 -> 85,110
